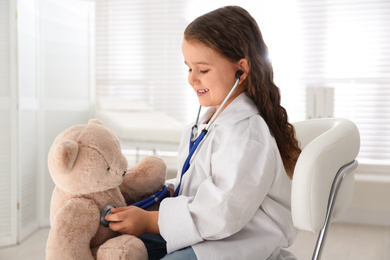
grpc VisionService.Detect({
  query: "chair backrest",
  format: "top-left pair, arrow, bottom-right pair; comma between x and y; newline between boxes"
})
291,118 -> 360,232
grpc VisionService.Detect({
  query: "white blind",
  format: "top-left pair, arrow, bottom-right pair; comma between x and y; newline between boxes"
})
95,0 -> 195,124
95,0 -> 390,166
296,0 -> 390,165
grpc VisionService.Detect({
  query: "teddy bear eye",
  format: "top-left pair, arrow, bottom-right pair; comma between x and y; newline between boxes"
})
107,167 -> 110,171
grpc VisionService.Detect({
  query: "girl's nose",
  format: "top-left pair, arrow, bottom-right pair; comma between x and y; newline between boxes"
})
188,72 -> 200,86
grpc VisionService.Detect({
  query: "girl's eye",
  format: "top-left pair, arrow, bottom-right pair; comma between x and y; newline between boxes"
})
200,70 -> 209,74
107,167 -> 110,171
188,68 -> 192,72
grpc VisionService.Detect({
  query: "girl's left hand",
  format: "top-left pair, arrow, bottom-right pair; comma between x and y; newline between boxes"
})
105,206 -> 159,236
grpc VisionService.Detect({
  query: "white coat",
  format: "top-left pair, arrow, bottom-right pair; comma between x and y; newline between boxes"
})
158,93 -> 297,259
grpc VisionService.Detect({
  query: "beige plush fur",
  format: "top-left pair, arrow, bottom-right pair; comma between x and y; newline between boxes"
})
46,119 -> 167,260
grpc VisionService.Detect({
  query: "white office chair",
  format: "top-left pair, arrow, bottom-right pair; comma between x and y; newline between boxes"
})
291,118 -> 360,260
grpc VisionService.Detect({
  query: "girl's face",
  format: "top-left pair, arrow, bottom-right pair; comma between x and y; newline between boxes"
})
182,39 -> 241,110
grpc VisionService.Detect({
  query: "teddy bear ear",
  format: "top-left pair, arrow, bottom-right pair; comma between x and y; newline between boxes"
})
88,119 -> 104,125
53,140 -> 79,174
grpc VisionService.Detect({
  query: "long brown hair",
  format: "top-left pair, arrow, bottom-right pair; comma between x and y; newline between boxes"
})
184,6 -> 301,178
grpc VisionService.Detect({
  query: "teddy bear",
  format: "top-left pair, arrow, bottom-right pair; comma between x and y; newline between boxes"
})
46,119 -> 167,260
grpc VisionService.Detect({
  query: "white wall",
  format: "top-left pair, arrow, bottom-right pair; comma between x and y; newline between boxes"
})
0,0 -> 94,246
340,165 -> 390,227
0,0 -> 18,247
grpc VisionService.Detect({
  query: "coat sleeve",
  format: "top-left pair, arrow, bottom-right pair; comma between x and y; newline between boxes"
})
159,128 -> 277,253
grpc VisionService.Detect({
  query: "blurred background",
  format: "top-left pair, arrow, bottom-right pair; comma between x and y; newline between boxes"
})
0,0 -> 389,257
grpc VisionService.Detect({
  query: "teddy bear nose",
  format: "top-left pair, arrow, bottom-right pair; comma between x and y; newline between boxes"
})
122,171 -> 126,177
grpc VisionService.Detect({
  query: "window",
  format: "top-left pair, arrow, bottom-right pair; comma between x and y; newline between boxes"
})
295,0 -> 390,165
95,0 -> 390,167
95,0 -> 194,124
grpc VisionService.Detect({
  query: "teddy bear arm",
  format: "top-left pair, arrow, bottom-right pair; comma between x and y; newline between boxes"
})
46,198 -> 100,260
120,156 -> 167,204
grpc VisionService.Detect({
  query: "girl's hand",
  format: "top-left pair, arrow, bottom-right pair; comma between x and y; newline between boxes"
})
105,206 -> 159,236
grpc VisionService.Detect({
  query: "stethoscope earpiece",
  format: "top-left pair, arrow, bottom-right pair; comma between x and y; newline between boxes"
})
235,70 -> 244,79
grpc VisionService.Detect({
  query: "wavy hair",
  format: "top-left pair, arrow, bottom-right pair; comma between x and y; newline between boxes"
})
184,6 -> 301,178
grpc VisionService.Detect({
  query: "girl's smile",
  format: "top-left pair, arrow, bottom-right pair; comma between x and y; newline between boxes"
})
196,88 -> 209,96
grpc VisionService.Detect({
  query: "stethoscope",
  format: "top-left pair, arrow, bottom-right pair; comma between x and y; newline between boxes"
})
100,70 -> 243,227
173,70 -> 243,197
100,185 -> 171,227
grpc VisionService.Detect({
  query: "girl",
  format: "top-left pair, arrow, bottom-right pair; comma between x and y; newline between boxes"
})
106,6 -> 301,260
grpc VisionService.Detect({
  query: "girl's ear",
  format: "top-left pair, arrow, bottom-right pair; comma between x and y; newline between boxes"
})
237,58 -> 249,83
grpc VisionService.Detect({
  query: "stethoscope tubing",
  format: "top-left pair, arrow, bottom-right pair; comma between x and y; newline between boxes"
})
205,76 -> 241,132
132,185 -> 170,209
173,130 -> 207,197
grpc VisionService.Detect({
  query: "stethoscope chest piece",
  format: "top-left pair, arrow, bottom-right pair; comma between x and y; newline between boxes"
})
100,205 -> 116,227
191,105 -> 202,143
191,124 -> 198,142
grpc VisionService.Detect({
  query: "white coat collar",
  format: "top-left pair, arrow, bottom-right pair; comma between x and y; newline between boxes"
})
199,92 -> 259,128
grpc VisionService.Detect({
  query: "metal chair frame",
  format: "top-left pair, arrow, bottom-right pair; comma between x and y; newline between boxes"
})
312,159 -> 358,260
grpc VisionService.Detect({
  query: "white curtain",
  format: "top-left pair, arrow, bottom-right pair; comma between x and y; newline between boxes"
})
95,0 -> 390,166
